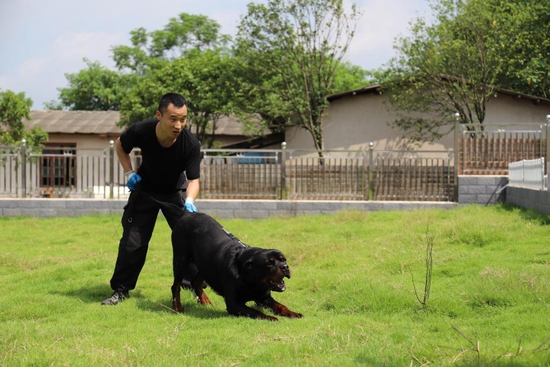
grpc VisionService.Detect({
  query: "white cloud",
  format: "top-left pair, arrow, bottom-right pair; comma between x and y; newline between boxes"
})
50,32 -> 123,67
0,0 -> 433,108
0,32 -> 123,108
345,0 -> 431,69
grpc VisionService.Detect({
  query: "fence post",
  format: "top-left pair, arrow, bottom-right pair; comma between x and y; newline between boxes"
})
280,142 -> 286,200
21,139 -> 27,198
453,113 -> 460,201
546,115 -> 550,173
109,140 -> 115,199
368,142 -> 374,201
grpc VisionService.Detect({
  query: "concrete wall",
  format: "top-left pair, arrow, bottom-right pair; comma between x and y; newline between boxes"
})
0,198 -> 458,219
457,176 -> 508,205
506,187 -> 550,215
8,176 -> 550,219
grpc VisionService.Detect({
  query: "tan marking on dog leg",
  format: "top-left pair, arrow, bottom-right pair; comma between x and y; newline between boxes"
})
268,300 -> 303,318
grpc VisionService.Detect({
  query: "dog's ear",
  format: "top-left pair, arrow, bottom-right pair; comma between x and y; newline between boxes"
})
232,252 -> 254,279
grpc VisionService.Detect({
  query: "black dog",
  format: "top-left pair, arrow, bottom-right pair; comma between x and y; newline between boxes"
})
171,211 -> 303,321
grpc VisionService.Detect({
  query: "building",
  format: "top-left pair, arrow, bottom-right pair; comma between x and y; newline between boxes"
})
23,110 -> 266,150
20,111 -> 274,197
284,85 -> 550,153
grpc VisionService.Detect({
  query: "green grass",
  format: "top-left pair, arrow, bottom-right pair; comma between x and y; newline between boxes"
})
1,204 -> 550,366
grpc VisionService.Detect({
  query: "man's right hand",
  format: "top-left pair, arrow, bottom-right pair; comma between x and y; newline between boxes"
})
125,170 -> 142,191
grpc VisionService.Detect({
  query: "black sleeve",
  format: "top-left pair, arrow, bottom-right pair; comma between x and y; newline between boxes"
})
120,124 -> 138,154
185,141 -> 201,180
119,119 -> 156,154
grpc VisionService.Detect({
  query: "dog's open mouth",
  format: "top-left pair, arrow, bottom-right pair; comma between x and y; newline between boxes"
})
269,279 -> 286,292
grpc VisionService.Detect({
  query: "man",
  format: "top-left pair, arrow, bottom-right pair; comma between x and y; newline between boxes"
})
102,92 -> 200,305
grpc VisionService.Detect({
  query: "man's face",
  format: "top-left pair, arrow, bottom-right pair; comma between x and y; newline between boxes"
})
156,103 -> 188,139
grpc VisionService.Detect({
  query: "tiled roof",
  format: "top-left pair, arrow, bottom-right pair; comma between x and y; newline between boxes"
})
327,83 -> 550,105
211,115 -> 248,135
24,110 -> 249,136
25,110 -> 123,135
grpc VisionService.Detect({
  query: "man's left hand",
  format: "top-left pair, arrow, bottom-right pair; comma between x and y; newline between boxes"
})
184,197 -> 197,212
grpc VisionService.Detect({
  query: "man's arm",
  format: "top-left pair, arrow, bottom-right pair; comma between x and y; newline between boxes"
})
115,137 -> 133,173
185,178 -> 200,202
183,178 -> 200,212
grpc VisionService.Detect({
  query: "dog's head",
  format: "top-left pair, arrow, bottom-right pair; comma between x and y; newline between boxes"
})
239,249 -> 291,292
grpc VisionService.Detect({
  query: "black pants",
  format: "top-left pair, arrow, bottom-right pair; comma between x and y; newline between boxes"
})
109,189 -> 196,292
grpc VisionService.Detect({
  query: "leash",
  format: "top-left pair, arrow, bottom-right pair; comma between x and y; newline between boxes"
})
222,227 -> 249,248
138,190 -> 247,249
136,189 -> 185,213
126,182 -> 142,223
120,186 -> 246,250
106,184 -> 186,240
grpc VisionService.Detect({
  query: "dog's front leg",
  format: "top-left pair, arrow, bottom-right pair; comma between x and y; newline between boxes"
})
258,296 -> 303,318
192,275 -> 212,305
225,297 -> 278,321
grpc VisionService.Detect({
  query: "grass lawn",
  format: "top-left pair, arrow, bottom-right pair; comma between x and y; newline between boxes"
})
1,204 -> 550,366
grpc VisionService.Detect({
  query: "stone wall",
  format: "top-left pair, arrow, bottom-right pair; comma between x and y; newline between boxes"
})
506,186 -> 550,215
2,175 -> 526,219
0,198 -> 458,219
457,176 -> 508,205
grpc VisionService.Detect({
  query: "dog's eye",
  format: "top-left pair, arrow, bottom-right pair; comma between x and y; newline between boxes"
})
268,258 -> 275,265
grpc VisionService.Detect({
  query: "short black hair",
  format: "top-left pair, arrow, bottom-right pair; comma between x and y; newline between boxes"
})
158,93 -> 187,113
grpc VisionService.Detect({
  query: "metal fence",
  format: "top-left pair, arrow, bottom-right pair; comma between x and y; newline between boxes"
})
1,143 -> 455,202
508,158 -> 546,190
456,122 -> 548,175
0,144 -> 135,199
3,119 -> 550,202
201,149 -> 282,200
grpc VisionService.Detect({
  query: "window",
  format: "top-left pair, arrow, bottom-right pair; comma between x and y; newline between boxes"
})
40,143 -> 76,187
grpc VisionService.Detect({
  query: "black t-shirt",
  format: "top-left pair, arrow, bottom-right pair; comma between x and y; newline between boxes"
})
120,118 -> 201,194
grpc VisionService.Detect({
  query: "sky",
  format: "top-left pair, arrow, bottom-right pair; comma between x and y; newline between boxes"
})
0,0 -> 431,110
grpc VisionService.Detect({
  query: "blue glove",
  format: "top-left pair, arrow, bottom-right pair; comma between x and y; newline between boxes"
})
125,170 -> 141,191
184,198 -> 197,212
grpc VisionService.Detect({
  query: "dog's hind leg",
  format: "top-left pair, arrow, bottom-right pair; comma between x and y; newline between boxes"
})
171,257 -> 191,313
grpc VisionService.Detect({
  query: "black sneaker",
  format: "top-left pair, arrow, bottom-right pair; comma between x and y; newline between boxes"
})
101,290 -> 129,305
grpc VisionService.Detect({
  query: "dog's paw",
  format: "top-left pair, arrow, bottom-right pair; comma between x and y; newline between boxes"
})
259,314 -> 279,321
286,311 -> 303,318
196,292 -> 212,305
172,300 -> 184,313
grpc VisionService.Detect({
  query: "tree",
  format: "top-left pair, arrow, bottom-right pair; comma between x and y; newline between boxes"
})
235,0 -> 362,151
386,0 -> 550,143
117,50 -> 236,147
50,9 -> 368,148
386,0 -> 505,142
51,59 -> 125,111
148,13 -> 231,58
105,14 -> 239,147
0,90 -> 48,146
52,14 -> 230,115
492,0 -> 550,99
112,14 -> 230,75
333,61 -> 374,92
